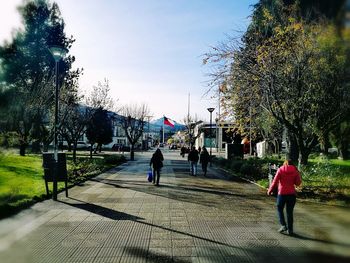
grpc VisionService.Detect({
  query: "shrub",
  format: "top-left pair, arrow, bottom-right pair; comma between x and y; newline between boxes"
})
104,154 -> 126,165
212,157 -> 227,167
229,159 -> 244,173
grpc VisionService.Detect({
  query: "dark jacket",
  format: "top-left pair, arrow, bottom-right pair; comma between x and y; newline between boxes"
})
150,149 -> 164,170
200,150 -> 210,164
188,149 -> 199,162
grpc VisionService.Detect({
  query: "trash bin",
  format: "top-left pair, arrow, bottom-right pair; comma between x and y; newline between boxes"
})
42,152 -> 68,197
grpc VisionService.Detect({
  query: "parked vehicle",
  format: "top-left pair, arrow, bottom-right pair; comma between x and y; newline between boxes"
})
76,141 -> 89,149
112,144 -> 130,152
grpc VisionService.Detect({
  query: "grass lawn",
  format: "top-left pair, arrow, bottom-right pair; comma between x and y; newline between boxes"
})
0,151 -> 126,219
298,158 -> 350,204
0,153 -> 47,217
214,155 -> 350,206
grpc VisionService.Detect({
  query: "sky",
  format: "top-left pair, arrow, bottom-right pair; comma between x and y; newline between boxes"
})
0,0 -> 257,123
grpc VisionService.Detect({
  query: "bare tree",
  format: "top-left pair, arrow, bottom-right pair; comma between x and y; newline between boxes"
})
183,115 -> 202,147
120,103 -> 150,160
85,78 -> 118,158
59,105 -> 90,162
85,78 -> 116,111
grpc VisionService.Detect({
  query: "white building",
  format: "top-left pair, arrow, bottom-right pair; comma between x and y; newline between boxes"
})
194,121 -> 236,152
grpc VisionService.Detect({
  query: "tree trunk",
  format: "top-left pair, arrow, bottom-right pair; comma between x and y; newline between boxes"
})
319,131 -> 330,155
89,143 -> 93,159
43,142 -> 49,152
19,143 -> 26,156
130,144 -> 135,161
339,144 -> 349,160
299,147 -> 311,165
286,132 -> 298,163
73,147 -> 77,163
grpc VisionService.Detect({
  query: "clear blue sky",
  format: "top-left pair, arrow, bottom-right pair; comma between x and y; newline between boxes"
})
0,0 -> 257,122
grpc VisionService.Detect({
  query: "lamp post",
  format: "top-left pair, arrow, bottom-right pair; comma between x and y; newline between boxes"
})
49,45 -> 68,201
146,115 -> 153,150
207,107 -> 215,166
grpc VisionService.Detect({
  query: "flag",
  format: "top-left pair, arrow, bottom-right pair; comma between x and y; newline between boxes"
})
164,116 -> 175,127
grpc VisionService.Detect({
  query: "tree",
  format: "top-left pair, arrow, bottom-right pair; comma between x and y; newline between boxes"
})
204,1 -> 350,165
86,108 -> 113,155
85,78 -> 115,111
59,105 -> 89,162
254,10 -> 349,164
85,78 -> 116,158
0,0 -> 77,155
183,115 -> 202,147
119,103 -> 149,161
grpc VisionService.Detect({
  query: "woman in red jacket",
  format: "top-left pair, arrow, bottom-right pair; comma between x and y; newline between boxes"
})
268,160 -> 302,236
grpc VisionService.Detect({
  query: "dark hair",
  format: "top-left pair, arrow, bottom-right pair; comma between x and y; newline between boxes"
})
155,149 -> 161,154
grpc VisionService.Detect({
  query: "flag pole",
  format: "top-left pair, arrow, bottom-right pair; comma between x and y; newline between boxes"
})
163,116 -> 165,144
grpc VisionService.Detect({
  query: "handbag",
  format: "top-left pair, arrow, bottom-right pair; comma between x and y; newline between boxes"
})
147,169 -> 153,182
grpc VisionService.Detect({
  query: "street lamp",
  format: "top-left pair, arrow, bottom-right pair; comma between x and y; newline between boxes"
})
207,107 -> 215,166
145,115 -> 153,150
49,45 -> 68,201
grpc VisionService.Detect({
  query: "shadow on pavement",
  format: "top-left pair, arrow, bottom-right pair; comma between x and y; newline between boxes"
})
60,197 -> 239,249
124,246 -> 188,262
88,177 -> 250,209
58,198 -> 143,221
291,233 -> 350,248
91,177 -> 246,197
305,251 -> 350,263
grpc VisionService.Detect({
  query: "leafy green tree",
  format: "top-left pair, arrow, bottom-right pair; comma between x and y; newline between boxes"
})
0,0 -> 76,155
204,1 -> 350,165
86,108 -> 113,154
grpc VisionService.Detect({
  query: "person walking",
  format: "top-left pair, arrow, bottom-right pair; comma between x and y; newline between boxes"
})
199,146 -> 210,176
180,146 -> 186,158
188,146 -> 199,176
267,159 -> 302,236
150,148 -> 164,186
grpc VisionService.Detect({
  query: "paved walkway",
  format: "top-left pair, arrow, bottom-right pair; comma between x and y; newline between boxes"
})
0,150 -> 349,263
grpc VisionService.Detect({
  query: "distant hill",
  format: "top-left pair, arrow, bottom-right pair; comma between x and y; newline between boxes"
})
150,117 -> 185,132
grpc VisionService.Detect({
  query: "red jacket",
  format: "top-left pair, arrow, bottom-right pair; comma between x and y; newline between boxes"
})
268,165 -> 301,195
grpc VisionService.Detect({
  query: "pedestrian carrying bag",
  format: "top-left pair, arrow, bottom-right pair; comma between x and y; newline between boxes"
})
147,169 -> 153,182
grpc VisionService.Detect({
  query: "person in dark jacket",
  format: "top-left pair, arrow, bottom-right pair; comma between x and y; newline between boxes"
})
150,148 -> 164,186
268,159 -> 302,236
199,146 -> 210,176
180,146 -> 186,158
188,146 -> 199,176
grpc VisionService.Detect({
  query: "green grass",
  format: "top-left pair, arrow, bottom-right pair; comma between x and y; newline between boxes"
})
0,151 -> 126,218
0,154 -> 45,203
0,153 -> 47,217
298,157 -> 350,204
213,155 -> 350,206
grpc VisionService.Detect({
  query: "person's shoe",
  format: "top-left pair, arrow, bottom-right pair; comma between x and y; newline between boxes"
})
287,230 -> 294,236
278,226 -> 287,233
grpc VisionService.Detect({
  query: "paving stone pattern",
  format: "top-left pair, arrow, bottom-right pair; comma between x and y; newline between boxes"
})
0,150 -> 349,263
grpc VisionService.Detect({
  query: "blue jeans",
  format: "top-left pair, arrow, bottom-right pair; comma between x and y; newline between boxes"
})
277,195 -> 296,232
190,161 -> 197,175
